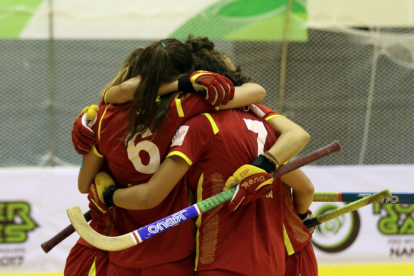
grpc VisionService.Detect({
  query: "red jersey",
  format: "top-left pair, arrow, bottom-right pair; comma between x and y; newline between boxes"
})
168,105 -> 286,276
91,93 -> 216,268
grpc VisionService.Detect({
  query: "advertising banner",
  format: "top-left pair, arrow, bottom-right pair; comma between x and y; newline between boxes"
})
0,168 -> 87,273
1,165 -> 413,273
304,165 -> 414,265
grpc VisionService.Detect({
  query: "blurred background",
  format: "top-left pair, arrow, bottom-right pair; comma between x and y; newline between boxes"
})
1,0 -> 413,275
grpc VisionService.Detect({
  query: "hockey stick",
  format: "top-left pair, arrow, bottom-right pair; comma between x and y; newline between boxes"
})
67,141 -> 342,251
305,189 -> 392,228
41,210 -> 92,253
313,192 -> 414,204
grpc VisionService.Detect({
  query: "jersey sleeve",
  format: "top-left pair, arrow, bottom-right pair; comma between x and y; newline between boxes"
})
250,104 -> 284,121
99,87 -> 114,107
167,114 -> 215,166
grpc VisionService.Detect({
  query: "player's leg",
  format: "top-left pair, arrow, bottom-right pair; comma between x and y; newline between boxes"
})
140,252 -> 195,276
64,243 -> 109,276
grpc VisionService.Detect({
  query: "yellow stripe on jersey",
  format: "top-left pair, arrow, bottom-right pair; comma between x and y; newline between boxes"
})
265,114 -> 285,121
98,104 -> 111,141
283,224 -> 295,255
103,87 -> 114,104
167,151 -> 193,166
88,256 -> 97,276
194,173 -> 204,271
92,145 -> 103,158
202,113 -> 219,135
175,95 -> 184,117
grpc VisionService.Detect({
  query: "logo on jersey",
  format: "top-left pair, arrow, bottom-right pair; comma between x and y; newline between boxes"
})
171,126 -> 189,147
247,104 -> 265,117
241,176 -> 266,188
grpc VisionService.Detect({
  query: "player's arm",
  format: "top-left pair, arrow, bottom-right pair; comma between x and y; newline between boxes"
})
265,116 -> 310,165
78,150 -> 105,193
112,156 -> 190,210
280,169 -> 314,215
104,76 -> 180,105
104,72 -> 265,109
224,105 -> 309,211
78,151 -> 117,218
106,81 -> 265,110
217,83 -> 266,110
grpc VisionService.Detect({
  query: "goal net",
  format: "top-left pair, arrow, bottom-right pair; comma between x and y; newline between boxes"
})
1,0 -> 413,166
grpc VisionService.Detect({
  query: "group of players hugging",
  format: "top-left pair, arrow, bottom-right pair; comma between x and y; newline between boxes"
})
65,35 -> 318,276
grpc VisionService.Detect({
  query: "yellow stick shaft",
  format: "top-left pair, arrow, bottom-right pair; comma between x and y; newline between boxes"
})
317,189 -> 391,224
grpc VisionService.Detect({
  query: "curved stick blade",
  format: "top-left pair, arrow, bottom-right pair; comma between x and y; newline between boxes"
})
67,207 -> 137,251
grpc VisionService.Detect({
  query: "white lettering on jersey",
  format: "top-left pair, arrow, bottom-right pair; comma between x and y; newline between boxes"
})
243,119 -> 268,155
127,132 -> 161,174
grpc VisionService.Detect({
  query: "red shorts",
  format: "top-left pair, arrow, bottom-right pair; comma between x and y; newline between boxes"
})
64,243 -> 109,276
107,252 -> 196,276
285,242 -> 318,276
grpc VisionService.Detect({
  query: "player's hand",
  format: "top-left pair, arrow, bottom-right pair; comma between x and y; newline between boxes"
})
223,164 -> 274,211
250,152 -> 279,174
87,171 -> 116,218
72,105 -> 98,155
301,209 -> 316,234
189,71 -> 235,107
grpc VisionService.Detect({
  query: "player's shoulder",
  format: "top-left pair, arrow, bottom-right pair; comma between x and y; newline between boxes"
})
92,103 -> 128,138
169,93 -> 206,108
166,92 -> 214,121
182,112 -> 212,127
177,112 -> 218,137
96,103 -> 128,121
170,113 -> 216,148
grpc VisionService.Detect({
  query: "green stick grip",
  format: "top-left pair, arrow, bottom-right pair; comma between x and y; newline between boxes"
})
197,186 -> 236,213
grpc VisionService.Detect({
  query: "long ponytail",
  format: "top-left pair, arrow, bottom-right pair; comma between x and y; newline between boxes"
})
125,39 -> 193,145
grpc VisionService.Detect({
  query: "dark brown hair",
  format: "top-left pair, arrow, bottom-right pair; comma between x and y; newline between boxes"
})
185,35 -> 251,86
125,39 -> 193,144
